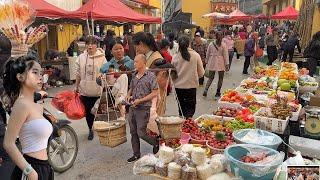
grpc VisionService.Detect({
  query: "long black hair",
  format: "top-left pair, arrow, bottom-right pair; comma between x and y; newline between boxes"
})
178,35 -> 191,61
216,31 -> 223,47
132,31 -> 159,52
2,55 -> 36,108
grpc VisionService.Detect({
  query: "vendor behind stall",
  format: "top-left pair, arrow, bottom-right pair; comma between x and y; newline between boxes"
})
67,39 -> 80,57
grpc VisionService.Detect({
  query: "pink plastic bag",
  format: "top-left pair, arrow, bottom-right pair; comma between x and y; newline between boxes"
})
65,93 -> 86,120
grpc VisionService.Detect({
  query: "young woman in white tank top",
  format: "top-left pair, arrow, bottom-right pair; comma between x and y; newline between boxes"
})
3,56 -> 53,180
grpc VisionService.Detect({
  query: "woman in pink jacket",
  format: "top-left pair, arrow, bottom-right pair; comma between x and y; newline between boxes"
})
222,31 -> 235,68
203,32 -> 229,98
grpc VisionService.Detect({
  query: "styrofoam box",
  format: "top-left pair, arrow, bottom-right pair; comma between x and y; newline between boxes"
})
195,114 -> 235,124
218,99 -> 243,108
290,104 -> 302,121
289,135 -> 320,159
254,108 -> 290,134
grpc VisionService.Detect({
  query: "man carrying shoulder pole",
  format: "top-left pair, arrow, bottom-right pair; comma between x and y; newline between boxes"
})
126,54 -> 159,163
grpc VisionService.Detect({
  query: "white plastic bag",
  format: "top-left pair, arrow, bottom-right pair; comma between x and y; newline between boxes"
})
133,154 -> 158,175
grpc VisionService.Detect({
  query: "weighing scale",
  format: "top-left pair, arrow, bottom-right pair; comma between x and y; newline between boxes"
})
304,106 -> 320,138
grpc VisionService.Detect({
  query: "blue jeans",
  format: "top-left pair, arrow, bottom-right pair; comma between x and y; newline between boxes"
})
228,50 -> 234,68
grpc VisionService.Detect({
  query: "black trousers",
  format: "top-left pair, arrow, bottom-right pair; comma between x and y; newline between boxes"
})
267,46 -> 278,65
127,107 -> 156,157
282,49 -> 294,62
234,47 -> 240,59
243,56 -> 251,74
308,58 -> 318,77
80,96 -> 99,130
228,50 -> 234,68
11,155 -> 54,180
175,88 -> 196,119
199,64 -> 206,85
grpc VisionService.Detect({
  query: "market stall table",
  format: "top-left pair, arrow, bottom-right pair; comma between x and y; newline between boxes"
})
41,57 -> 77,81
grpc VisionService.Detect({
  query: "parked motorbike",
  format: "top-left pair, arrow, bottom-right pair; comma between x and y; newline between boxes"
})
43,101 -> 78,173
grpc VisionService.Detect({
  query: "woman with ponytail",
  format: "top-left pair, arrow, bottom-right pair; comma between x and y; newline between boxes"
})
172,35 -> 205,119
132,31 -> 169,134
132,32 -> 163,68
2,56 -> 53,180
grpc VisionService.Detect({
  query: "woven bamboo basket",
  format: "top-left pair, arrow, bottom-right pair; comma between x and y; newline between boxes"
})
156,116 -> 184,139
93,120 -> 127,148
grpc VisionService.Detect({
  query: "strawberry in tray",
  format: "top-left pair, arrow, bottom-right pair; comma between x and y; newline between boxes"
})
207,129 -> 234,150
182,119 -> 199,133
190,130 -> 211,142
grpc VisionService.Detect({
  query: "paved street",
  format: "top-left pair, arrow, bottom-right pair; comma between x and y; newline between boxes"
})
46,58 -> 249,180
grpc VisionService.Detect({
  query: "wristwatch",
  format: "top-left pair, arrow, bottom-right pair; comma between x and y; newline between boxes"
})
23,164 -> 34,175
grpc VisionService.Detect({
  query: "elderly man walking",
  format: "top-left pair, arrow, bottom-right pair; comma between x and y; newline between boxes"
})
126,54 -> 159,163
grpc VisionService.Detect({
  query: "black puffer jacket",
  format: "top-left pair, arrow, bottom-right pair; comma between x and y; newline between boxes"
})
304,39 -> 320,60
283,35 -> 301,52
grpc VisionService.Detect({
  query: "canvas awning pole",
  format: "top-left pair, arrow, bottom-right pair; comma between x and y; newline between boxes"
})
86,11 -> 91,35
91,18 -> 94,35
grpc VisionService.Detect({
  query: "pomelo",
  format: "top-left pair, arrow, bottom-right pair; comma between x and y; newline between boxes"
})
280,83 -> 291,91
277,79 -> 288,86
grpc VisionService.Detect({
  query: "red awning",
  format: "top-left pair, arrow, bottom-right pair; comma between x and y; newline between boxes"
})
253,13 -> 269,19
271,6 -> 299,20
68,0 -> 161,23
25,0 -> 69,19
229,9 -> 251,19
219,9 -> 251,23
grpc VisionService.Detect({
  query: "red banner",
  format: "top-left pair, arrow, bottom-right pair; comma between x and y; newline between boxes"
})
211,2 -> 237,13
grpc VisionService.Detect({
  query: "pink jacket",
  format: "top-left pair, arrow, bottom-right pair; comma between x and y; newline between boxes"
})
222,36 -> 235,51
205,42 -> 229,71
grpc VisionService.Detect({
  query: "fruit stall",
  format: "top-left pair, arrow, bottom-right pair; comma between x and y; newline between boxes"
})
133,62 -> 320,180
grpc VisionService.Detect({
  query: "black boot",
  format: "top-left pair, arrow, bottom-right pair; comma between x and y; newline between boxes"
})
88,129 -> 94,140
215,92 -> 221,98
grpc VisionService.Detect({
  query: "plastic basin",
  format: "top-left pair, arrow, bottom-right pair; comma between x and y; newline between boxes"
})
224,144 -> 283,180
180,132 -> 191,144
232,129 -> 282,150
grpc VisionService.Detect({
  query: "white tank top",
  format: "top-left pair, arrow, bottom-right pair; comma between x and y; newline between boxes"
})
19,119 -> 53,154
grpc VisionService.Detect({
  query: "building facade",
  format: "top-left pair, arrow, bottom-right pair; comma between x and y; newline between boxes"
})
164,0 -> 237,34
119,0 -> 162,35
34,0 -> 83,59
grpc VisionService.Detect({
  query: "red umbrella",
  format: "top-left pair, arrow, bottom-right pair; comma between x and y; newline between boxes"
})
271,6 -> 299,20
25,0 -> 69,19
68,0 -> 161,23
